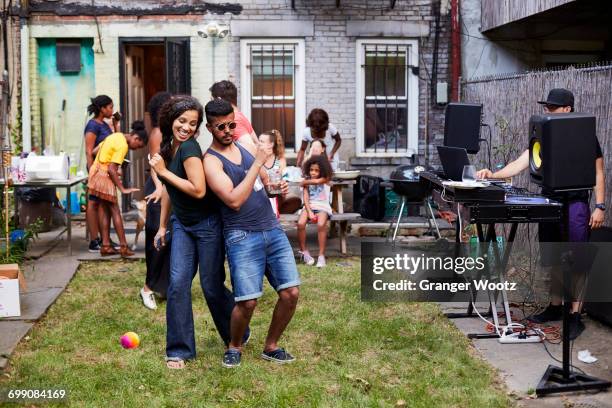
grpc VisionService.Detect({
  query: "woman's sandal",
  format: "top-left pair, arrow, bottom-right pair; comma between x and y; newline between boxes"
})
100,245 -> 119,256
165,357 -> 185,370
120,245 -> 135,258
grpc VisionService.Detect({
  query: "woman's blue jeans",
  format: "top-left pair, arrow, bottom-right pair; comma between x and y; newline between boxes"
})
166,213 -> 246,360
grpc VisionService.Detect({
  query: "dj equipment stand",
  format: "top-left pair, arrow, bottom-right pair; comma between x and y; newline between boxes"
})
536,244 -> 610,395
420,172 -> 563,338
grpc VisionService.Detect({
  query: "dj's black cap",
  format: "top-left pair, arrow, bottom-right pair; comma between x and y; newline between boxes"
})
537,88 -> 574,108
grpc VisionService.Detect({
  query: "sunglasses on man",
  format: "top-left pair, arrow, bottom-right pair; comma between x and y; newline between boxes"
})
211,121 -> 237,132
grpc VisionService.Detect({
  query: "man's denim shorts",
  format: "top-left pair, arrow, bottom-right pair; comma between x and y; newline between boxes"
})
224,227 -> 301,301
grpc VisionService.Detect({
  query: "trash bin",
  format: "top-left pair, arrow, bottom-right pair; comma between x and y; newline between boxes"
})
353,175 -> 386,221
16,187 -> 57,232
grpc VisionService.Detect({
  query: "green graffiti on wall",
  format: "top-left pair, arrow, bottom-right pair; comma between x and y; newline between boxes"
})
37,38 -> 95,170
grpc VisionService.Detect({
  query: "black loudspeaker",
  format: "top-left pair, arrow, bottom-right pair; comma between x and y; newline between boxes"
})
444,102 -> 482,154
529,113 -> 596,191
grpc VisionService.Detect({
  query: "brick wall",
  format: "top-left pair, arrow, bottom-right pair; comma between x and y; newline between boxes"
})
19,0 -> 451,178
225,0 -> 451,176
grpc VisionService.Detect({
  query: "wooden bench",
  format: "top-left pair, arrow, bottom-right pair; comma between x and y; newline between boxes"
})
279,212 -> 361,255
279,212 -> 360,222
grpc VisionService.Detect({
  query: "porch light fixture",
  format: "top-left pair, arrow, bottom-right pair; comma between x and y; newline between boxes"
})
197,21 -> 230,39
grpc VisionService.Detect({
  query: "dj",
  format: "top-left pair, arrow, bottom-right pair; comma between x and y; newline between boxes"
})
476,88 -> 605,340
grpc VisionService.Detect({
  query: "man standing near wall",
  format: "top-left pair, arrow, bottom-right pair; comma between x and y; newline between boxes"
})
203,98 -> 300,368
476,88 -> 605,340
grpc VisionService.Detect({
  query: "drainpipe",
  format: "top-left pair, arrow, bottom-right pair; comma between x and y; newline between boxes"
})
20,15 -> 31,152
450,0 -> 461,101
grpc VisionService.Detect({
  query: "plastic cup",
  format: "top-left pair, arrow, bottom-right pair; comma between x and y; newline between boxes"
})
267,168 -> 283,197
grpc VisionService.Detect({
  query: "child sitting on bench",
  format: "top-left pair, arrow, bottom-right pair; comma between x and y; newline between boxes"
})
297,154 -> 333,268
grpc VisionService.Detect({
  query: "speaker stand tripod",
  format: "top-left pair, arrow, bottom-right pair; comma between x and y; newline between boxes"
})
536,249 -> 610,396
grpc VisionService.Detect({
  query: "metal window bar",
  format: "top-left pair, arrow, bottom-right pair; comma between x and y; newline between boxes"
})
363,44 -> 409,153
396,44 -> 403,153
383,45 -> 388,152
247,43 -> 297,148
373,45 -> 378,153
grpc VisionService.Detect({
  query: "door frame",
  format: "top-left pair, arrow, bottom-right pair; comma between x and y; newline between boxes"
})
117,37 -> 191,209
118,36 -> 191,128
118,38 -> 165,210
118,37 -> 165,130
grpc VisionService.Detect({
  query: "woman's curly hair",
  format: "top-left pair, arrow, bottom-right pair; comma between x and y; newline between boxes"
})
158,95 -> 204,163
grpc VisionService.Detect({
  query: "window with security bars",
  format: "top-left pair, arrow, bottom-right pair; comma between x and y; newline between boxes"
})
357,40 -> 419,155
248,43 -> 297,149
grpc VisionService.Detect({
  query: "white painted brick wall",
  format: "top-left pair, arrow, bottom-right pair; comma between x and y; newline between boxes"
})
24,0 -> 450,171
223,0 -> 451,169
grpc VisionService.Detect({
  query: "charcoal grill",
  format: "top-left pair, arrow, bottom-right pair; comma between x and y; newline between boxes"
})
386,164 -> 440,242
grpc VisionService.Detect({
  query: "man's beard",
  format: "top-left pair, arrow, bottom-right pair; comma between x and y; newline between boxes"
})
214,132 -> 233,146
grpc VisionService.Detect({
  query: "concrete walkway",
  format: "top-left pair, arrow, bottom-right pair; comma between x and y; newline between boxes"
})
442,303 -> 612,407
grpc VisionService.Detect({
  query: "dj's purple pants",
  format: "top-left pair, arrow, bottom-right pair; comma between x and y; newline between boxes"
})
539,200 -> 590,243
566,200 -> 590,242
539,200 -> 591,300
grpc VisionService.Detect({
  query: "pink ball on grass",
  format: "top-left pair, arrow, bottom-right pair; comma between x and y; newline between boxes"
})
120,332 -> 140,349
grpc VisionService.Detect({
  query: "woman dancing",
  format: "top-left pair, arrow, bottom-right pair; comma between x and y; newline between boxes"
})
149,95 -> 248,369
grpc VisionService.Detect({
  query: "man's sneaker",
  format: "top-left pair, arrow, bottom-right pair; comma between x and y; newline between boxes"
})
140,287 -> 157,310
568,313 -> 586,341
261,348 -> 295,364
316,255 -> 326,268
528,304 -> 562,323
222,349 -> 241,368
88,238 -> 101,253
302,252 -> 315,266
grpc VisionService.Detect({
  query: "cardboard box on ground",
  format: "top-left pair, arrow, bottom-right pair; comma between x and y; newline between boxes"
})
0,263 -> 27,317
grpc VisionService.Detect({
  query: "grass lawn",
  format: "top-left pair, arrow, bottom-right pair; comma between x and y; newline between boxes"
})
1,258 -> 512,407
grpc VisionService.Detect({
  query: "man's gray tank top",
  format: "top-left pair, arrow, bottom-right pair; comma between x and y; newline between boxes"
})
206,143 -> 280,232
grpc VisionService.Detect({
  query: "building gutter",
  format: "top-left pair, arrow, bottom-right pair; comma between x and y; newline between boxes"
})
450,0 -> 461,101
20,15 -> 30,152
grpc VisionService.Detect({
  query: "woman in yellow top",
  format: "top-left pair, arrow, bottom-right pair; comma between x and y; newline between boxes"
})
88,120 -> 148,257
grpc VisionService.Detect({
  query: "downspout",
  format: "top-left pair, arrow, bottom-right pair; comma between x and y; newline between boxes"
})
450,0 -> 461,101
430,0 -> 440,104
20,4 -> 31,152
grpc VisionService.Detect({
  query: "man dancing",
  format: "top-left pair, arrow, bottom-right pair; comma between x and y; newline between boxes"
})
203,98 -> 300,367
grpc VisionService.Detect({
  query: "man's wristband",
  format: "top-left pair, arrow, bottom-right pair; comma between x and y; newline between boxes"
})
595,203 -> 606,211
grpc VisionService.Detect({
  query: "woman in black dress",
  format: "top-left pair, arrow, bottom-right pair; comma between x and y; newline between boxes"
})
141,92 -> 173,309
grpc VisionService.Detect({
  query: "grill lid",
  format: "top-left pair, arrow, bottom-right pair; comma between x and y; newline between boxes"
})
390,164 -> 427,182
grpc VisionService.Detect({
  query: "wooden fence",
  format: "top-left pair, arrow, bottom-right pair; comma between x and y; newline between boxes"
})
461,65 -> 612,301
462,64 -> 612,226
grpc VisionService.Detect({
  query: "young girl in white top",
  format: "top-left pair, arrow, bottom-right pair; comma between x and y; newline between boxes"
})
259,129 -> 287,217
296,108 -> 341,170
297,154 -> 333,268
